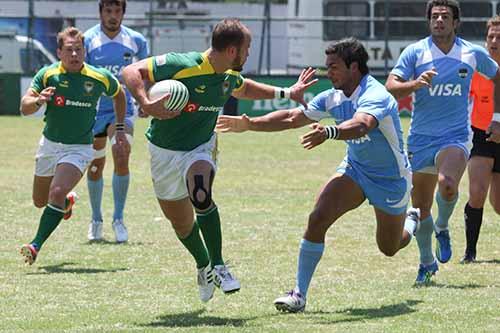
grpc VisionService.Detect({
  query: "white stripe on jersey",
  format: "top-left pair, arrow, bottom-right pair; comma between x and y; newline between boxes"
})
87,29 -> 140,54
304,89 -> 350,122
378,115 -> 410,178
415,38 -> 477,72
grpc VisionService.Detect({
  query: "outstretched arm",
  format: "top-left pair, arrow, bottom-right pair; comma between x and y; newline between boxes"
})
232,67 -> 318,107
385,69 -> 437,100
300,112 -> 378,150
122,59 -> 179,120
216,108 -> 314,133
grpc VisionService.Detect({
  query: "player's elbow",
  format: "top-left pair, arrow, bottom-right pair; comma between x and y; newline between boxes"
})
288,110 -> 308,129
121,65 -> 134,83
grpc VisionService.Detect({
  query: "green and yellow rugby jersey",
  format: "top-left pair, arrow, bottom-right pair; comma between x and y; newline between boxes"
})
31,62 -> 120,144
146,51 -> 244,151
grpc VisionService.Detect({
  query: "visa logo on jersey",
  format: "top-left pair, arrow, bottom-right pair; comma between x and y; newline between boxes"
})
102,65 -> 124,76
428,84 -> 462,96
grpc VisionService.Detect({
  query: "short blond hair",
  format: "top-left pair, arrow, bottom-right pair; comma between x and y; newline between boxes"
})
487,15 -> 500,33
57,26 -> 84,49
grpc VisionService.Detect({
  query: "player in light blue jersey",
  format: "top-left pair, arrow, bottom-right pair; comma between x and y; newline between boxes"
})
217,38 -> 418,313
386,0 -> 500,284
84,0 -> 149,243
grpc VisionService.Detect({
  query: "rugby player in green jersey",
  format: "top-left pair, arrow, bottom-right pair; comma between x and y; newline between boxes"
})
19,27 -> 129,265
122,18 -> 316,302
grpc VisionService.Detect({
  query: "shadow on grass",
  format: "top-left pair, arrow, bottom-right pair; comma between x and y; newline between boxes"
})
413,281 -> 484,289
305,300 -> 422,324
26,262 -> 129,275
474,259 -> 500,265
84,239 -> 146,246
141,309 -> 255,328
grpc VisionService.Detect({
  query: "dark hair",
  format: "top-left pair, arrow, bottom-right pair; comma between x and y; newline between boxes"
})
99,0 -> 126,14
57,26 -> 84,49
426,0 -> 460,21
211,18 -> 249,52
486,15 -> 500,33
325,37 -> 369,75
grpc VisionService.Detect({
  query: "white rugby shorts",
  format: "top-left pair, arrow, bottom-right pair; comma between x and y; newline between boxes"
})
148,134 -> 218,200
34,136 -> 93,176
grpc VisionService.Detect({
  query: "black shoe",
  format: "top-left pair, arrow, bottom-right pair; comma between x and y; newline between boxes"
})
460,252 -> 476,264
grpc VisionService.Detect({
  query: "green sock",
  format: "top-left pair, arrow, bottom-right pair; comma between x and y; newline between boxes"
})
177,222 -> 210,269
197,206 -> 224,267
31,204 -> 65,250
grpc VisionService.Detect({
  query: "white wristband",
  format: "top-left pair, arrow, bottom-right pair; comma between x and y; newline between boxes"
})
324,125 -> 339,140
274,87 -> 292,99
492,113 -> 500,123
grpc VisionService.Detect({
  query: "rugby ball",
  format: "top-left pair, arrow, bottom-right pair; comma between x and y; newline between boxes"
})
148,79 -> 189,112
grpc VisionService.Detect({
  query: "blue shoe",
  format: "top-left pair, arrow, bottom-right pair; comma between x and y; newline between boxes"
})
435,230 -> 452,263
415,261 -> 438,285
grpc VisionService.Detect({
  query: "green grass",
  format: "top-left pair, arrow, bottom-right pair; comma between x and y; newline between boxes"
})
1,115 -> 499,332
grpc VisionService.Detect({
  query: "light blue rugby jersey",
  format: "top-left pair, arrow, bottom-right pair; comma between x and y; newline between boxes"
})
303,75 -> 410,180
391,36 -> 498,147
84,24 -> 149,115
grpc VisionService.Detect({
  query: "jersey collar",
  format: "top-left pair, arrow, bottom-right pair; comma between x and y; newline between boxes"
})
99,24 -> 123,42
58,61 -> 86,74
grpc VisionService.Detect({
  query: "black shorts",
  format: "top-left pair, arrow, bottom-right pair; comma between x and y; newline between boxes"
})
470,126 -> 500,173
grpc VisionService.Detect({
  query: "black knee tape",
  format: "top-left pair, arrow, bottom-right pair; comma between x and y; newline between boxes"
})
189,174 -> 212,210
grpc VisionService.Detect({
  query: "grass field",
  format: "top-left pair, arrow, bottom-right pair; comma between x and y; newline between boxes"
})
1,115 -> 499,332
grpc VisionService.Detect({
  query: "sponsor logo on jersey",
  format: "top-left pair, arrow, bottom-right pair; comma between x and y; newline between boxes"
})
222,80 -> 230,95
183,102 -> 223,113
66,99 -> 92,108
195,85 -> 206,94
346,134 -> 371,144
123,52 -> 132,62
103,65 -> 124,76
458,68 -> 468,78
59,80 -> 69,88
428,84 -> 462,96
54,95 -> 65,106
84,81 -> 94,94
184,102 -> 199,113
59,98 -> 92,108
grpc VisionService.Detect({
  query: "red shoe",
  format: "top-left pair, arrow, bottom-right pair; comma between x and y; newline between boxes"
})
20,244 -> 38,265
63,191 -> 78,220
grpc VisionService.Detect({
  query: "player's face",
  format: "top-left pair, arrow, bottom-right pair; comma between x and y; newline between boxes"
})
325,53 -> 352,91
231,34 -> 251,71
100,4 -> 124,33
429,6 -> 457,38
57,36 -> 85,72
486,25 -> 500,63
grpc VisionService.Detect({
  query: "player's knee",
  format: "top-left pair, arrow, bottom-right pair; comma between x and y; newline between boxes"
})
307,209 -> 333,235
87,159 -> 105,180
48,185 -> 68,203
188,174 -> 213,212
190,194 -> 212,211
438,175 -> 458,200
